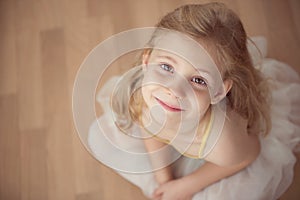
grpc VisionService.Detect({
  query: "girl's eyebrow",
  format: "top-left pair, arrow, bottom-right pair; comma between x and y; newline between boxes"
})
195,68 -> 211,75
156,55 -> 178,65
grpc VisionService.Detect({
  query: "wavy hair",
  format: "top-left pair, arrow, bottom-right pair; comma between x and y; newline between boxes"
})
112,2 -> 270,135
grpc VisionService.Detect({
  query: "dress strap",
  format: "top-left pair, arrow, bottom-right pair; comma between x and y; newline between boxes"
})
198,109 -> 214,158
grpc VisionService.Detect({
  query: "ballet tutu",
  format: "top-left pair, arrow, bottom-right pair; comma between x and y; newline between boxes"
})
87,37 -> 300,200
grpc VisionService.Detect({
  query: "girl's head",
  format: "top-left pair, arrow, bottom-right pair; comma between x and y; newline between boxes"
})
112,2 -> 270,135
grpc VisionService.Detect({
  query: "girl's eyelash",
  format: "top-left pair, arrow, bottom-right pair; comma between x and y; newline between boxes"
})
160,63 -> 174,73
191,77 -> 207,86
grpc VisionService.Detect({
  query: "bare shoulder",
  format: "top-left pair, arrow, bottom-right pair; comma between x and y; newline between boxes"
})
205,109 -> 261,167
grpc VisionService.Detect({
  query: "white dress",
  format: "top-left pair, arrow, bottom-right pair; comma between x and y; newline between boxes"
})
87,37 -> 300,200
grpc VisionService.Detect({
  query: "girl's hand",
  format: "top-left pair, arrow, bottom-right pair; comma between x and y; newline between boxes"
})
152,179 -> 194,200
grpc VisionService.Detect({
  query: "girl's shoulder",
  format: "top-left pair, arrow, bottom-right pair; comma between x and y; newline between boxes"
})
204,109 -> 260,167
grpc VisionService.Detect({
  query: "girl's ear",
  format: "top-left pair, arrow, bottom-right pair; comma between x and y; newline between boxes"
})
142,54 -> 149,65
142,50 -> 150,72
142,49 -> 151,71
211,79 -> 233,104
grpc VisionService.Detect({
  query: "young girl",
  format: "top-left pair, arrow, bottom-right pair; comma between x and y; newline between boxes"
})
88,3 -> 300,200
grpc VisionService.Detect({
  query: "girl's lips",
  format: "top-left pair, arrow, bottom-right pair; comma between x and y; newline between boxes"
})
154,97 -> 183,112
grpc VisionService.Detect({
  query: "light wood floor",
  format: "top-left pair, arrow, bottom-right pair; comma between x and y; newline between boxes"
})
1,0 -> 299,199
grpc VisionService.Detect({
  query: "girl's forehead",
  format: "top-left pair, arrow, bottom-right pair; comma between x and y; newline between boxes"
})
150,31 -> 219,74
150,49 -> 214,75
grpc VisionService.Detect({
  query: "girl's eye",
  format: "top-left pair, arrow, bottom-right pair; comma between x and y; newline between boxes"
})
160,63 -> 174,73
191,77 -> 207,86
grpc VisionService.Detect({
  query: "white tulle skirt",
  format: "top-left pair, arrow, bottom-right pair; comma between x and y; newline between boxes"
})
88,39 -> 300,200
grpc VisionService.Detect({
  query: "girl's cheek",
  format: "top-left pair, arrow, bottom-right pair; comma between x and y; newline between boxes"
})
195,92 -> 211,105
195,89 -> 210,99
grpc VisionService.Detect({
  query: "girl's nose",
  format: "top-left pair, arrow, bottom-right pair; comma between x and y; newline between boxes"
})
166,76 -> 187,99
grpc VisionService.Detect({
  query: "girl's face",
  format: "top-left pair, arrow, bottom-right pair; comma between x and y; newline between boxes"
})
140,31 -> 232,134
141,49 -> 212,128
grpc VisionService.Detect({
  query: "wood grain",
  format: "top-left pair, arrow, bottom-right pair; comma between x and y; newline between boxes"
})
0,0 -> 299,199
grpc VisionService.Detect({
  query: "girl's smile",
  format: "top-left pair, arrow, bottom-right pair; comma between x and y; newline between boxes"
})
154,96 -> 184,112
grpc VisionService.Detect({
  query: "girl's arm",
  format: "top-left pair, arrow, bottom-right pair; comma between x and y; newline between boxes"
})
143,137 -> 173,184
174,159 -> 253,195
177,110 -> 261,193
153,120 -> 261,199
153,151 -> 258,200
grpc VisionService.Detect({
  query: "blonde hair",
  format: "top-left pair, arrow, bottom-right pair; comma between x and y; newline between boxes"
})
112,2 -> 270,135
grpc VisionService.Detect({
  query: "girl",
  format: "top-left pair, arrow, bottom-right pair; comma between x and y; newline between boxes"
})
88,3 -> 300,200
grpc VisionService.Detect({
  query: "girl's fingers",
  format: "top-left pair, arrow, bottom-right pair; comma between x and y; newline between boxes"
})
154,196 -> 162,200
154,187 -> 163,196
152,193 -> 162,200
152,188 -> 164,200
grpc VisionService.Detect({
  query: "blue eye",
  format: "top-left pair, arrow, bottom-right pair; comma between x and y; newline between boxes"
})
160,63 -> 174,73
191,77 -> 207,86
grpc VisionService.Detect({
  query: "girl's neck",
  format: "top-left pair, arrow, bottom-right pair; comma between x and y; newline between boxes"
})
195,106 -> 212,141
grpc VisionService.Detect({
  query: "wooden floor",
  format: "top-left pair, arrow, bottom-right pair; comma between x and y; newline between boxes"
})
0,0 -> 299,199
